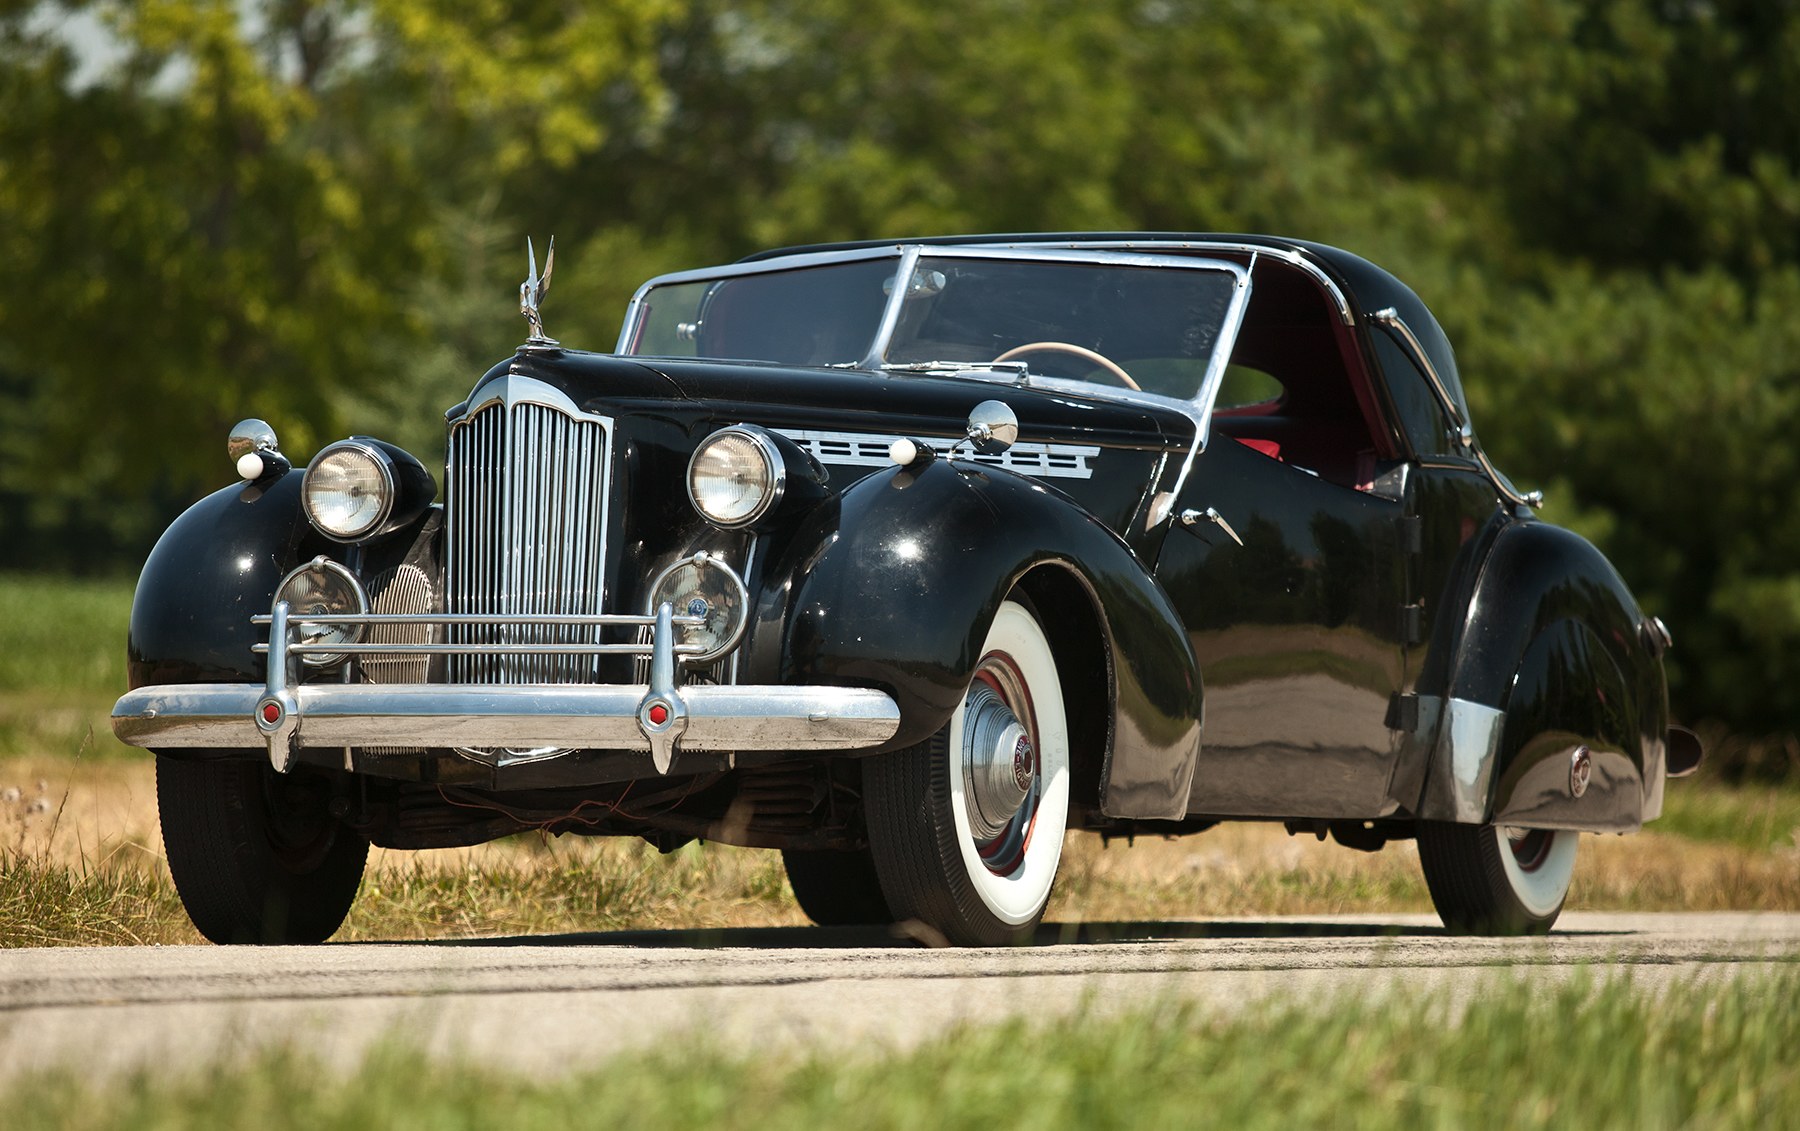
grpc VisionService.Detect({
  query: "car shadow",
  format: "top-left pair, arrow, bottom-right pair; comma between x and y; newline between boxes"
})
413,918 -> 1631,950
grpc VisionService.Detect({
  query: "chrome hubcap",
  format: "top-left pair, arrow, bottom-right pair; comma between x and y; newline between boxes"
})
1505,827 -> 1553,872
961,683 -> 1035,842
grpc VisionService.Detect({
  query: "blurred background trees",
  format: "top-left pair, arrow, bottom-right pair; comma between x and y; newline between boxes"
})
1,0 -> 1796,765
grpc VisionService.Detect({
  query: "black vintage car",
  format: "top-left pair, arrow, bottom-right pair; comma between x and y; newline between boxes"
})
114,234 -> 1701,945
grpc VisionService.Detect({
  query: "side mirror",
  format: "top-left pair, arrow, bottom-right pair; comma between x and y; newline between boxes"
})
965,400 -> 1018,455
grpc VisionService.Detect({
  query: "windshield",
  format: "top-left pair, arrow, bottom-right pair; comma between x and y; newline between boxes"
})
622,249 -> 1244,402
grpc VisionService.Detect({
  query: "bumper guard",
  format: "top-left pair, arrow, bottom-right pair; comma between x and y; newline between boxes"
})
112,599 -> 900,774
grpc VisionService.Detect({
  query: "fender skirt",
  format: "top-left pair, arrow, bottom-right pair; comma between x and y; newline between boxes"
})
1417,520 -> 1669,831
746,458 -> 1202,820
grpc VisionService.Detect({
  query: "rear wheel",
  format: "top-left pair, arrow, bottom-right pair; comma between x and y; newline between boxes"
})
864,600 -> 1070,946
782,848 -> 892,926
1417,821 -> 1578,935
157,756 -> 368,944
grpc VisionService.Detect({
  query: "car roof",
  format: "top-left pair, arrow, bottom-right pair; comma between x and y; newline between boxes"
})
739,232 -> 1469,421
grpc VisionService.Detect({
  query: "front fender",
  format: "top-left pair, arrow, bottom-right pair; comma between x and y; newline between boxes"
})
745,458 -> 1201,819
127,471 -> 317,687
1419,519 -> 1668,830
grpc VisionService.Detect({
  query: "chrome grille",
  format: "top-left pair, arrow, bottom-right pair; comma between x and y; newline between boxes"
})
445,380 -> 613,684
363,564 -> 439,684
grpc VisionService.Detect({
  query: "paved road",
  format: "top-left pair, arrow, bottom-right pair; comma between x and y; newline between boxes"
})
1,912 -> 1795,1079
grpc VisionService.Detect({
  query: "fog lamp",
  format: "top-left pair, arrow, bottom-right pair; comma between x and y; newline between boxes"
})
647,552 -> 749,663
274,557 -> 368,667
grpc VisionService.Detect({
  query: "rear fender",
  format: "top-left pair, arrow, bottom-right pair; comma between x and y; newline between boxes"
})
1417,520 -> 1668,830
745,458 -> 1202,820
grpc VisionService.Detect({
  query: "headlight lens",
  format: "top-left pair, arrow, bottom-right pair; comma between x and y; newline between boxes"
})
303,442 -> 394,540
688,427 -> 784,527
274,558 -> 368,668
647,552 -> 749,663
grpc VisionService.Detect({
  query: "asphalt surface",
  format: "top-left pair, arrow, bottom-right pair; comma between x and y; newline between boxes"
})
1,912 -> 1795,1079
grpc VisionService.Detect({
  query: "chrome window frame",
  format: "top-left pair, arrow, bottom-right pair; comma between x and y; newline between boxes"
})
615,243 -> 1253,457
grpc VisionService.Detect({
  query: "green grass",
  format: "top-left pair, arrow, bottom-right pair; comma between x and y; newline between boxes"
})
5,970 -> 1797,1129
0,574 -> 133,760
1655,780 -> 1800,852
340,839 -> 797,942
0,851 -> 187,947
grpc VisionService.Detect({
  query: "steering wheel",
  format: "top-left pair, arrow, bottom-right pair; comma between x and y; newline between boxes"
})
993,341 -> 1142,391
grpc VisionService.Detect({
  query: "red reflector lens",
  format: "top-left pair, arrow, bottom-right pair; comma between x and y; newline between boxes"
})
261,703 -> 281,724
647,704 -> 669,726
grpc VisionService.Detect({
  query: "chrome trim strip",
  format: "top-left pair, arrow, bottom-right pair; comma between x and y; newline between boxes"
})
617,244 -> 917,353
253,612 -> 707,627
1417,695 -> 1504,823
987,239 -> 1353,326
860,244 -> 922,369
1370,308 -> 1542,510
113,683 -> 903,755
266,643 -> 707,656
1369,308 -> 1469,439
777,428 -> 1101,480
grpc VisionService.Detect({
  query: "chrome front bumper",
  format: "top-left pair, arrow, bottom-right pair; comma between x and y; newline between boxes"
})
112,681 -> 902,765
113,598 -> 901,774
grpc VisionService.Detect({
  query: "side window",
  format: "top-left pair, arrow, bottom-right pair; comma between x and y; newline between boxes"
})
1214,364 -> 1284,410
1373,335 -> 1460,458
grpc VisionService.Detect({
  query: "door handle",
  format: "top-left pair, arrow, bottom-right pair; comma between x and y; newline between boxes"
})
1179,507 -> 1243,547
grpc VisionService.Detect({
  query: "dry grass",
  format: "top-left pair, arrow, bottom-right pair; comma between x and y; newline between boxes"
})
2,753 -> 1796,947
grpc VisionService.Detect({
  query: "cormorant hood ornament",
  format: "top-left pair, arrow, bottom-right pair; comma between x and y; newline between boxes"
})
520,235 -> 557,346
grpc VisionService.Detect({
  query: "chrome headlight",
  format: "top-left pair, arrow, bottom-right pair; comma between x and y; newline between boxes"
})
647,552 -> 750,663
274,557 -> 368,668
300,438 -> 436,542
688,426 -> 785,528
303,441 -> 395,540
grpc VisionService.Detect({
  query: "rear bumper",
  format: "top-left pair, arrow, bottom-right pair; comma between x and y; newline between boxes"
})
113,681 -> 902,768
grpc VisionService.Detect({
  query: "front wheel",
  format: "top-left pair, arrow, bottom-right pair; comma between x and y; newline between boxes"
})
1417,822 -> 1578,935
157,756 -> 369,944
863,600 -> 1071,946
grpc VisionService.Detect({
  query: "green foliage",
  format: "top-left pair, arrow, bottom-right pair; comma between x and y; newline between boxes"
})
0,850 -> 187,946
0,574 -> 132,759
1655,779 -> 1800,853
1,0 -> 1796,751
8,971 -> 1800,1129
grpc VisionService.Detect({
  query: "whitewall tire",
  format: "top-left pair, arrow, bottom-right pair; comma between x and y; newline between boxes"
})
1418,821 -> 1579,935
864,599 -> 1070,945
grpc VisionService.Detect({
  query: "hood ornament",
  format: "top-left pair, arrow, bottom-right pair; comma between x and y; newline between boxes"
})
519,235 -> 557,346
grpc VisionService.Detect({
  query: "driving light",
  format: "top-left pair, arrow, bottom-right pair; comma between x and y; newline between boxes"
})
273,557 -> 368,668
303,442 -> 395,540
688,426 -> 785,527
647,551 -> 750,663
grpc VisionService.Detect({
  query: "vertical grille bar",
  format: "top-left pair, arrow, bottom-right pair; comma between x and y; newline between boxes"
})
445,383 -> 613,685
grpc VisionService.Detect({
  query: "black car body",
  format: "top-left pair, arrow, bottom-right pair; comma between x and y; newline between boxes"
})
114,234 -> 1699,944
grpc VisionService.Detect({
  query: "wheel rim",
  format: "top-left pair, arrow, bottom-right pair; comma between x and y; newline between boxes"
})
945,602 -> 1069,926
960,655 -> 1040,876
1495,826 -> 1578,918
1505,828 -> 1553,871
